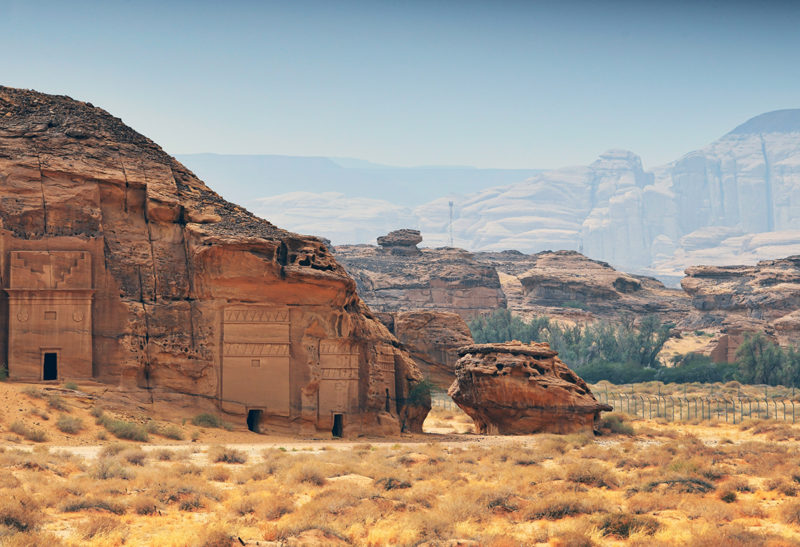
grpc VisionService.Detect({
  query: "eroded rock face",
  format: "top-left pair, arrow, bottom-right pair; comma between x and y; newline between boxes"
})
479,250 -> 691,324
333,245 -> 506,319
388,311 -> 474,389
0,86 -> 429,436
448,342 -> 611,435
682,257 -> 800,360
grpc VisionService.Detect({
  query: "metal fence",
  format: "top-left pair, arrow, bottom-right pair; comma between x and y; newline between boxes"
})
431,391 -> 800,424
597,391 -> 800,423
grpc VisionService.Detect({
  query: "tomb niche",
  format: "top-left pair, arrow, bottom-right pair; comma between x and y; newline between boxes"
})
5,251 -> 93,380
221,306 -> 291,419
319,339 -> 360,435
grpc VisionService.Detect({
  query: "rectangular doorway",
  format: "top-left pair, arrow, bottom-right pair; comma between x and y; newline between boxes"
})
332,413 -> 344,438
42,352 -> 58,381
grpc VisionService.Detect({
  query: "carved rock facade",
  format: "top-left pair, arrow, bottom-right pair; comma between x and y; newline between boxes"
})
448,342 -> 611,435
0,86 -> 429,436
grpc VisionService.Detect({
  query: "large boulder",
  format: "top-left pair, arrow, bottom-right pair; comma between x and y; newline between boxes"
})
0,86 -> 429,436
448,341 -> 611,435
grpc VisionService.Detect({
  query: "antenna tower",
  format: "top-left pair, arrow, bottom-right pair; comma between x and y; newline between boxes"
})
448,201 -> 454,247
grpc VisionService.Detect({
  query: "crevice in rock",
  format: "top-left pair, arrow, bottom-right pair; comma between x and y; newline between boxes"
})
36,153 -> 47,234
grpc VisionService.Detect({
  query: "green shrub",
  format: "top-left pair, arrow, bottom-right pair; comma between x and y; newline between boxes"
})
56,414 -> 84,434
46,393 -> 68,411
191,413 -> 232,430
161,425 -> 184,440
63,382 -> 78,391
97,415 -> 149,442
21,386 -> 44,399
10,421 -> 48,442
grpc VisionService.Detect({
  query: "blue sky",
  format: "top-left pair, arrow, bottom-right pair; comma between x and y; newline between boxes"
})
2,0 -> 799,169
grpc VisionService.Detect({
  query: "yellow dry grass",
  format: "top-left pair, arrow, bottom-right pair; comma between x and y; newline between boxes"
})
2,381 -> 800,545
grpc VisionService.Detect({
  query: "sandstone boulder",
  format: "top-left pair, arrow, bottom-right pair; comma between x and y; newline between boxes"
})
0,86 -> 429,436
377,228 -> 422,250
448,342 -> 611,434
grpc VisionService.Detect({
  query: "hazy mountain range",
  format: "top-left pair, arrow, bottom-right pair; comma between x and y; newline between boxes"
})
178,109 -> 800,286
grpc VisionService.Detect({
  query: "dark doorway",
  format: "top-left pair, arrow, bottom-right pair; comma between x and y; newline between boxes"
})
385,388 -> 391,412
43,353 -> 57,381
332,413 -> 344,438
246,410 -> 263,433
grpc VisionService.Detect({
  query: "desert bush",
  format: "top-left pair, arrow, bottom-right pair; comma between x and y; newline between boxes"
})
720,490 -> 737,503
60,497 -> 125,515
46,394 -> 67,411
192,413 -> 232,430
78,515 -> 120,539
9,421 -> 47,442
20,386 -> 44,399
97,416 -> 149,442
119,448 -> 147,466
376,477 -> 412,490
99,443 -> 128,458
205,466 -> 231,482
781,500 -> 800,524
160,424 -> 184,440
130,495 -> 159,515
289,463 -> 326,486
208,446 -> 247,464
62,382 -> 78,391
565,462 -> 617,488
598,413 -> 634,435
153,448 -> 174,461
30,408 -> 49,421
523,492 -> 604,520
89,458 -> 133,480
55,414 -> 84,434
0,490 -> 42,531
599,512 -> 659,538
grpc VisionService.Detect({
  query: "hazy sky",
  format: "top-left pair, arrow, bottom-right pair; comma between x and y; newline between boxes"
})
2,1 -> 800,169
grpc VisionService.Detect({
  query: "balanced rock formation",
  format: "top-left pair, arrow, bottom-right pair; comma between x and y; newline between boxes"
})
448,342 -> 611,435
0,86 -> 429,436
377,229 -> 422,255
334,240 -> 506,319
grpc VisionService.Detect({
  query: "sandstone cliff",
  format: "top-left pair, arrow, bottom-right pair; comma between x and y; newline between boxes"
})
681,256 -> 800,361
0,86 -> 429,436
333,242 -> 506,320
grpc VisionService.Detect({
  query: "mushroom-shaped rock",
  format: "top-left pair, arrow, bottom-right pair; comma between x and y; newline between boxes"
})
377,229 -> 423,255
447,341 -> 612,434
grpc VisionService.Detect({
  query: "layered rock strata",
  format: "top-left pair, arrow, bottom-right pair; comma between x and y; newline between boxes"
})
448,342 -> 611,435
0,86 -> 429,436
681,256 -> 800,361
333,240 -> 506,320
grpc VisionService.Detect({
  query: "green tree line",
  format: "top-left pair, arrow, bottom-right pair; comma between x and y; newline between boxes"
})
468,310 -> 746,385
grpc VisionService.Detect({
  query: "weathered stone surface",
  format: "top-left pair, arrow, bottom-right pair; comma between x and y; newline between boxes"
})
447,341 -> 611,435
377,229 -> 422,249
391,311 -> 474,389
682,256 -> 800,359
333,245 -> 506,319
0,86 -> 429,436
480,250 -> 691,324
